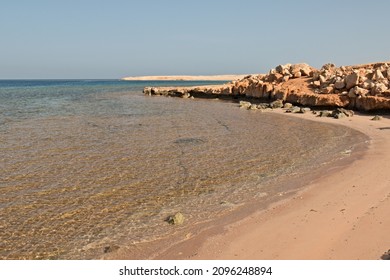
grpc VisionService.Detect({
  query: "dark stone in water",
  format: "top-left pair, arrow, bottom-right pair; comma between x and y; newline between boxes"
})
174,137 -> 205,145
103,245 -> 119,254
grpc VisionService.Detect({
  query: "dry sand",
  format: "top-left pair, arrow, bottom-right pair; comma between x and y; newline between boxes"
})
121,75 -> 249,81
153,111 -> 390,260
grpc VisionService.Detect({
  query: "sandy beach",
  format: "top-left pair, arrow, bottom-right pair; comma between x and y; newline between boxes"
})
121,61 -> 390,260
152,110 -> 390,260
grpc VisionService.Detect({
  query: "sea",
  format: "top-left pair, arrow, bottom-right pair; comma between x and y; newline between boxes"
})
0,79 -> 368,259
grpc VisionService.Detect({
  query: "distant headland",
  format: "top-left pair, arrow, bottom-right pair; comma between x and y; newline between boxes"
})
121,74 -> 250,81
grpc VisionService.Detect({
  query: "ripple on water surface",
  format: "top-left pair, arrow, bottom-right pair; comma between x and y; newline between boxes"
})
0,84 -> 368,259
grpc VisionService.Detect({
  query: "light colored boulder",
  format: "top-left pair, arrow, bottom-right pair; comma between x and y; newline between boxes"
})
289,63 -> 312,77
268,73 -> 283,82
371,82 -> 388,94
293,71 -> 302,78
319,75 -> 327,84
282,75 -> 290,82
334,79 -> 345,89
283,102 -> 293,109
285,106 -> 301,113
270,99 -> 284,108
321,86 -> 334,94
362,79 -> 374,89
349,86 -> 369,97
345,72 -> 359,90
239,101 -> 252,109
300,67 -> 312,76
372,69 -> 385,81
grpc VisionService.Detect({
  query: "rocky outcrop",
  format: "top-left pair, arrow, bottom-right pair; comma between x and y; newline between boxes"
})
145,62 -> 390,111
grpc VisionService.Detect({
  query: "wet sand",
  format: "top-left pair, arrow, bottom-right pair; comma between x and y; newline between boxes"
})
151,110 -> 390,260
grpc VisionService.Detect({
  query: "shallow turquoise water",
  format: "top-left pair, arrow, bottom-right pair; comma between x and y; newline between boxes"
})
0,80 -> 368,259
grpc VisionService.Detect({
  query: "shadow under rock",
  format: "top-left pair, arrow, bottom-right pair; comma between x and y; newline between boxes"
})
380,250 -> 390,260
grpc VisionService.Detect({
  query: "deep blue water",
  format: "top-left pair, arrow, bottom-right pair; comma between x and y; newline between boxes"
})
0,79 -> 227,120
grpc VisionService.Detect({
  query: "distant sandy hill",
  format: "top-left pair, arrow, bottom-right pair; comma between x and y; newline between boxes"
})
121,75 -> 249,81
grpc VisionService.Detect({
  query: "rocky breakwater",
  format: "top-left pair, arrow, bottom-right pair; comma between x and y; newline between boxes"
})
144,61 -> 390,111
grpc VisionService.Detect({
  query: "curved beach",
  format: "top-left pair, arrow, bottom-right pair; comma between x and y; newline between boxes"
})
125,61 -> 390,260
110,61 -> 390,260
153,110 -> 390,260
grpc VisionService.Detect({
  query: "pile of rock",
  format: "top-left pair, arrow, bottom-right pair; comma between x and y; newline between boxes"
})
238,100 -> 354,119
310,62 -> 390,98
230,63 -> 315,98
145,61 -> 390,111
267,63 -> 315,82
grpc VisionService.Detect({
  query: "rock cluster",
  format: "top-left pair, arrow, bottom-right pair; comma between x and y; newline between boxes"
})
306,62 -> 390,110
238,100 -> 354,119
230,63 -> 315,99
311,62 -> 390,96
145,61 -> 390,111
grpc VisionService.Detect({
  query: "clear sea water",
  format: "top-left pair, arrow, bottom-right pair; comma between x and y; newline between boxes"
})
0,80 -> 368,259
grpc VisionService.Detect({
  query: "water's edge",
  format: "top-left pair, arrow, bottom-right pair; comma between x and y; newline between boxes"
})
0,80 -> 369,259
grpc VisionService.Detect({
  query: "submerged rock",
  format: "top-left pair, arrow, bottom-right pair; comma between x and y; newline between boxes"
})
103,244 -> 120,254
300,107 -> 311,114
239,101 -> 252,109
318,110 -> 332,117
167,212 -> 185,225
270,99 -> 284,108
285,106 -> 301,113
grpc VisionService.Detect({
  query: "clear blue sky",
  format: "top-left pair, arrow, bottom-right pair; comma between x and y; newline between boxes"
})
1,0 -> 389,79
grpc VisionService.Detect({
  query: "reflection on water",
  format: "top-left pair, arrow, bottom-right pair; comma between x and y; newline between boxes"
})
0,81 -> 368,259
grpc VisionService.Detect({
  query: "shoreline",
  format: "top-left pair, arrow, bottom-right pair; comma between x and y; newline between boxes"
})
119,60 -> 390,260
105,104 -> 389,260
144,62 -> 390,111
148,110 -> 390,260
